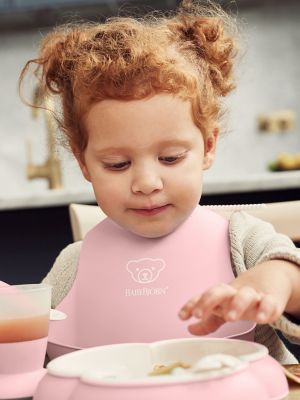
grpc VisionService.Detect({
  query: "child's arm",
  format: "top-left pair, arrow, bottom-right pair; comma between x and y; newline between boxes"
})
179,259 -> 300,335
42,242 -> 81,308
179,211 -> 300,337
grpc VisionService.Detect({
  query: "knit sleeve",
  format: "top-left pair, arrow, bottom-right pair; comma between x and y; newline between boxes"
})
229,211 -> 300,344
42,241 -> 82,308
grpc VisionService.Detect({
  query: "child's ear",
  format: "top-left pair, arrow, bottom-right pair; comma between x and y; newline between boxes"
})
202,127 -> 219,170
73,148 -> 92,182
79,161 -> 92,182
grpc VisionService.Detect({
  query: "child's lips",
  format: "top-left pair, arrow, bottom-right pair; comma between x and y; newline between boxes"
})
130,204 -> 171,216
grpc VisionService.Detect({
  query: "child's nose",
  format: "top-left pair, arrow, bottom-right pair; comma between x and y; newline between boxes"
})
131,168 -> 163,195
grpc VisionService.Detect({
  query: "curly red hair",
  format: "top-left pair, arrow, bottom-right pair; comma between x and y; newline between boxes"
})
19,0 -> 238,156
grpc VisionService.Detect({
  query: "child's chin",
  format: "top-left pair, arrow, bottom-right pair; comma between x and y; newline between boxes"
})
130,225 -> 176,239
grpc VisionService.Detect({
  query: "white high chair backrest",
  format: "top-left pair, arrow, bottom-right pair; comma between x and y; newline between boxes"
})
69,201 -> 300,242
69,203 -> 107,242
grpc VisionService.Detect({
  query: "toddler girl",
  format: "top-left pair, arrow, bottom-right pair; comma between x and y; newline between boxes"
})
20,0 -> 300,363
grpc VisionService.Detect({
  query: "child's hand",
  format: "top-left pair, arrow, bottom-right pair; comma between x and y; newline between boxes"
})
178,283 -> 281,336
179,260 -> 300,336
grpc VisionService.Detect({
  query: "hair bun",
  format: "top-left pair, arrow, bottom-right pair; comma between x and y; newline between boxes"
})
168,1 -> 237,96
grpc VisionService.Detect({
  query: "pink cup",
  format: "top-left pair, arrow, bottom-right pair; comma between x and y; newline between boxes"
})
0,282 -> 52,399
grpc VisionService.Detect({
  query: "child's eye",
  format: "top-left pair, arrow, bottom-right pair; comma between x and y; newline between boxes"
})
104,161 -> 131,171
159,154 -> 185,165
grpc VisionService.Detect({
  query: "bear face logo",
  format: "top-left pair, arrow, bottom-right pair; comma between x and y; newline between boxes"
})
126,258 -> 166,284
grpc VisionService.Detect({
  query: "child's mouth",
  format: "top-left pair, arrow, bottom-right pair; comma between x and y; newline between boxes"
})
130,204 -> 171,216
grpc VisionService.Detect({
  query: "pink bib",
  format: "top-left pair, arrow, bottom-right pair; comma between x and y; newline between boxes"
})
48,206 -> 255,356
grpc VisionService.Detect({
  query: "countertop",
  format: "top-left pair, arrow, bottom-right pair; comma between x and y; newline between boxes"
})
0,169 -> 299,211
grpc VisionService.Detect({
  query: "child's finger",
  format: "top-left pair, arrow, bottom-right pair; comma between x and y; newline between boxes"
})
225,286 -> 262,321
188,314 -> 226,336
256,294 -> 280,324
191,284 -> 237,320
178,296 -> 201,320
178,284 -> 235,321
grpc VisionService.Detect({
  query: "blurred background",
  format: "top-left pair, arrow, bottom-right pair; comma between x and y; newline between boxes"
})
1,0 -> 300,202
0,0 -> 299,284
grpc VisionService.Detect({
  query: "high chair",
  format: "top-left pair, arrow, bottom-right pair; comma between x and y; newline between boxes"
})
69,201 -> 300,242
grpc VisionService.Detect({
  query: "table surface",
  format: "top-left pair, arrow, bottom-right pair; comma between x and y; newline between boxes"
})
288,382 -> 300,399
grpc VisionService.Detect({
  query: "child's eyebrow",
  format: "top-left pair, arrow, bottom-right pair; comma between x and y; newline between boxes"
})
154,139 -> 192,148
93,140 -> 192,155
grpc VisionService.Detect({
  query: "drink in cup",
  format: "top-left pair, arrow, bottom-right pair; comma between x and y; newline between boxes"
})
0,283 -> 52,399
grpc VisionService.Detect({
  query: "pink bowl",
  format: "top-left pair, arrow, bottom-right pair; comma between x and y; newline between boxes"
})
34,338 -> 288,400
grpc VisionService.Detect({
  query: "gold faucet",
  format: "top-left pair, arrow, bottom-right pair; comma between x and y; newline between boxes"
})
27,86 -> 63,189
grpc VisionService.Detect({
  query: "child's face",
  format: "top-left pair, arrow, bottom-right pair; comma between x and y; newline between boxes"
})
79,93 -> 217,238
